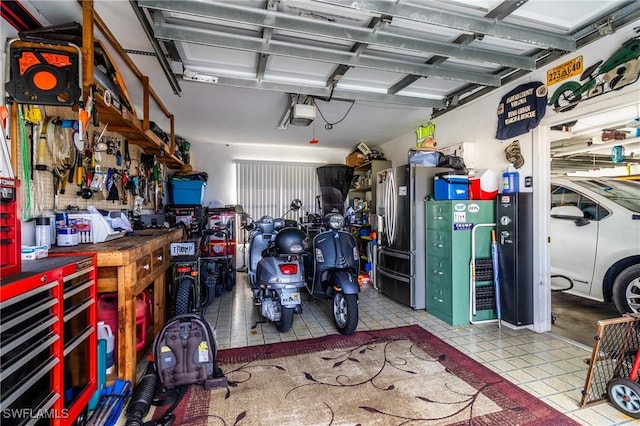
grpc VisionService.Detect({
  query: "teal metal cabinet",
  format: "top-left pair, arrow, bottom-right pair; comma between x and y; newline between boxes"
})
425,200 -> 495,326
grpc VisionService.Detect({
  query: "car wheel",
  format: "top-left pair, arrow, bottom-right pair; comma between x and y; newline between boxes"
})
612,264 -> 640,314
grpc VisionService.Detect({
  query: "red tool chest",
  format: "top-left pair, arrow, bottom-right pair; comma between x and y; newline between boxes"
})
0,253 -> 97,425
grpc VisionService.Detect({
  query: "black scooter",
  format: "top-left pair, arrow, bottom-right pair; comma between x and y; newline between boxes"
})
302,211 -> 361,335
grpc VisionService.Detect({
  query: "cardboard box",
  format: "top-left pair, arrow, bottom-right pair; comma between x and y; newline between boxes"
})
345,152 -> 365,167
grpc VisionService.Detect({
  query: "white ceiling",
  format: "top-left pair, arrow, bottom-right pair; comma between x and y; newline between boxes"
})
11,0 -> 640,153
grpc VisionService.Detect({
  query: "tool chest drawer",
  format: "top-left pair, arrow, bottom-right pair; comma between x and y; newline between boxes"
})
0,254 -> 97,426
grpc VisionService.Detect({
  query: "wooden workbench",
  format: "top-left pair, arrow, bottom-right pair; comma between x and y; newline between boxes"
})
50,227 -> 184,382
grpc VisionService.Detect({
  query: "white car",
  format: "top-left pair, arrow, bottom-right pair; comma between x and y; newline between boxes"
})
550,177 -> 640,313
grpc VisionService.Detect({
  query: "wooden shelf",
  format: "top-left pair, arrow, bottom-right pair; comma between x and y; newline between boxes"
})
350,185 -> 372,192
83,2 -> 185,170
94,94 -> 183,169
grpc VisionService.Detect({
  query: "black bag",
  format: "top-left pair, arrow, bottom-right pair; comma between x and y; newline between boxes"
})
153,313 -> 226,390
438,154 -> 467,172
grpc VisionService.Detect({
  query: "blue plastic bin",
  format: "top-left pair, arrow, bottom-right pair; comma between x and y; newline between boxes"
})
434,175 -> 469,200
169,179 -> 206,205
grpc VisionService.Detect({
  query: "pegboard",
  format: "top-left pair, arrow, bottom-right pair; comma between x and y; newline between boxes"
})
14,104 -> 170,220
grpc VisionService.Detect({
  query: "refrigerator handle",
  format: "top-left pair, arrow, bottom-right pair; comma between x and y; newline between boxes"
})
383,174 -> 390,243
388,171 -> 396,245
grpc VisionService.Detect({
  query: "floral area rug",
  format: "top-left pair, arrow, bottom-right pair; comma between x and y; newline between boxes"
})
153,325 -> 579,425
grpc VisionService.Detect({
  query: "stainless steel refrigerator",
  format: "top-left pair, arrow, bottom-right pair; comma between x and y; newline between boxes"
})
375,165 -> 452,309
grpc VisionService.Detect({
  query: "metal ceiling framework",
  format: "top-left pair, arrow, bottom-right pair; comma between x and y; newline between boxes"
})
133,0 -> 640,128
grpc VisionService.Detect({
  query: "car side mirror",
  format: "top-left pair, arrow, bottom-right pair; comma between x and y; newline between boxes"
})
550,205 -> 590,227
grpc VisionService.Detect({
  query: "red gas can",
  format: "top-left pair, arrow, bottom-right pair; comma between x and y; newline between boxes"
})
98,292 -> 149,356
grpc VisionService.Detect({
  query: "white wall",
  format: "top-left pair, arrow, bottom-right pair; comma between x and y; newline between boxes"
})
189,142 -> 349,206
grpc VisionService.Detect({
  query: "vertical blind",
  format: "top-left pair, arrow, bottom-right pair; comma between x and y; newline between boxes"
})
235,160 -> 322,221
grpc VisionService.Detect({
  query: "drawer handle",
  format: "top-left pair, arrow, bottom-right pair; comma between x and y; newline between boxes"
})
432,296 -> 443,303
433,216 -> 443,220
143,264 -> 150,271
432,243 -> 443,248
432,270 -> 443,275
157,255 -> 163,261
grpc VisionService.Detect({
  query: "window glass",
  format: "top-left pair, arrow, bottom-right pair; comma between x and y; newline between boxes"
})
551,184 -> 610,220
572,179 -> 640,213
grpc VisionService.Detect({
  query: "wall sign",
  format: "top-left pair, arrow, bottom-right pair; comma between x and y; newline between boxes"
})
547,55 -> 583,86
496,81 -> 547,140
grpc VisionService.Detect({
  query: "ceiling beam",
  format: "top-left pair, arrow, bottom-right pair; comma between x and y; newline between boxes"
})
256,0 -> 278,82
130,1 -> 181,95
155,23 -> 501,87
316,0 -> 576,51
325,16 -> 387,88
431,1 -> 640,118
177,74 -> 447,108
139,0 -> 534,70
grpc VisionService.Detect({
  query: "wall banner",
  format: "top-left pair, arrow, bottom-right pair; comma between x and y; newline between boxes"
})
496,81 -> 547,140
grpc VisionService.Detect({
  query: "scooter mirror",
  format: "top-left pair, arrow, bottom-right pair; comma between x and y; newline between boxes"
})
290,199 -> 303,211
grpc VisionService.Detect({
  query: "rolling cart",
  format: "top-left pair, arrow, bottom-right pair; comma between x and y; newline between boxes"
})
581,313 -> 640,418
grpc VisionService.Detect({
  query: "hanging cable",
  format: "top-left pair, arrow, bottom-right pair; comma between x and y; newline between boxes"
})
313,98 -> 355,130
18,106 -> 32,221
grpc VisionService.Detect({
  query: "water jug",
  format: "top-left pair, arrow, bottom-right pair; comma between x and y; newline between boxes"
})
611,145 -> 625,163
502,164 -> 520,193
97,321 -> 115,374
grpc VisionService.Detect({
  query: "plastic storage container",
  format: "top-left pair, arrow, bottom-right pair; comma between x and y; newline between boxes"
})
434,175 -> 469,200
97,321 -> 115,374
169,179 -> 206,205
501,165 -> 520,193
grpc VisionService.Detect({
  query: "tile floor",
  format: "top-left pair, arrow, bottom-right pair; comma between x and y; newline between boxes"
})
204,274 -> 636,426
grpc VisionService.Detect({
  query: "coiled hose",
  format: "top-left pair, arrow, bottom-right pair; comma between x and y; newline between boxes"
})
125,363 -> 159,426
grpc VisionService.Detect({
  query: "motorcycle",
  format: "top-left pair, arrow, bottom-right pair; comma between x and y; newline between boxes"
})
245,202 -> 307,332
170,236 -> 209,316
301,208 -> 361,335
548,32 -> 640,112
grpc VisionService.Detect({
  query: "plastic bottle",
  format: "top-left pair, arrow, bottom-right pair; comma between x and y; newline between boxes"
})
97,321 -> 115,374
502,164 -> 520,193
35,217 -> 51,248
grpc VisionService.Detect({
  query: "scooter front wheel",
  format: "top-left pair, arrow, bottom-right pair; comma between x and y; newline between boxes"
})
333,292 -> 358,335
276,306 -> 294,333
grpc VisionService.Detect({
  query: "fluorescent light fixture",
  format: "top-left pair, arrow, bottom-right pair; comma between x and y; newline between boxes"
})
183,69 -> 219,83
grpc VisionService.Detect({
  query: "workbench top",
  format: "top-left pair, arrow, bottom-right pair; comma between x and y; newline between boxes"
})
49,227 -> 184,266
